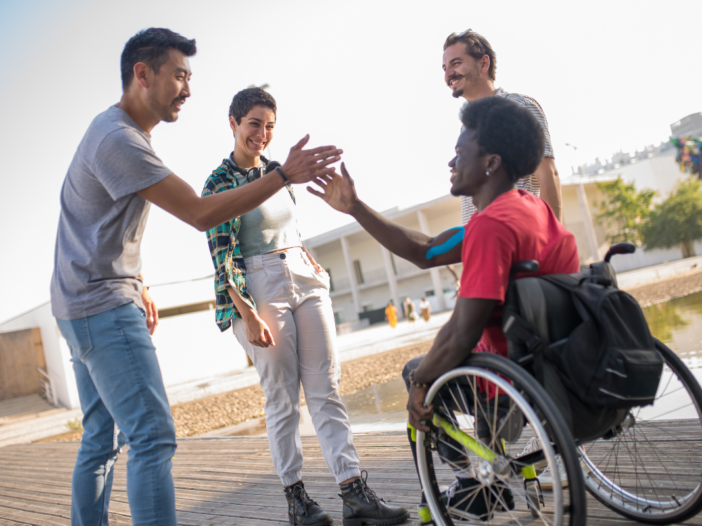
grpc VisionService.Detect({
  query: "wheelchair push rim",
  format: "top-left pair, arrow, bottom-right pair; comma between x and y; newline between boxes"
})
416,365 -> 567,526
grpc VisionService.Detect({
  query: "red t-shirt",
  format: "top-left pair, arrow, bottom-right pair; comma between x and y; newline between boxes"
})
459,190 -> 580,357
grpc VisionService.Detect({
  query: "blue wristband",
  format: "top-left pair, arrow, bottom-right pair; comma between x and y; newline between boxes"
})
276,167 -> 290,185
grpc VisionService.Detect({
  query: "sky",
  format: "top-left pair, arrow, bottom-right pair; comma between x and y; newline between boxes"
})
1,0 -> 701,323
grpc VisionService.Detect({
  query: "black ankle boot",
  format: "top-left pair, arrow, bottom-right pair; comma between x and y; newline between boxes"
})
284,481 -> 333,526
339,471 -> 410,526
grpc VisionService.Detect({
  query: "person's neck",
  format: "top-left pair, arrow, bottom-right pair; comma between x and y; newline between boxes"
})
231,147 -> 260,170
115,92 -> 160,134
461,79 -> 496,102
472,177 -> 516,212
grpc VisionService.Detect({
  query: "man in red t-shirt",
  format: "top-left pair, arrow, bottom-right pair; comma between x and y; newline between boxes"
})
459,188 -> 579,359
311,96 -> 579,521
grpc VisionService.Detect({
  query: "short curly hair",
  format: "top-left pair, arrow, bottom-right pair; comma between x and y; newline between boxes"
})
460,97 -> 544,182
121,28 -> 196,91
229,88 -> 277,124
444,30 -> 497,81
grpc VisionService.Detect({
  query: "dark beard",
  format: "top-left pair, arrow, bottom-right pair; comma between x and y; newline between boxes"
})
452,88 -> 464,99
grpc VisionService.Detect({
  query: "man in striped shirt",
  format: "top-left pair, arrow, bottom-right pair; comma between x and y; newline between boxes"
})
443,30 -> 562,223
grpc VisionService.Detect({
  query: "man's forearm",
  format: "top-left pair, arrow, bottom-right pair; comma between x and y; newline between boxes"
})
139,173 -> 286,232
536,158 -> 562,222
350,200 -> 434,268
413,323 -> 474,384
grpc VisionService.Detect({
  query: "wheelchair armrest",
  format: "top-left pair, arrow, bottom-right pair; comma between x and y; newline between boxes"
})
510,260 -> 540,278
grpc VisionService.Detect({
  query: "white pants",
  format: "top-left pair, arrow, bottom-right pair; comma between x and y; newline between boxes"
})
233,247 -> 361,485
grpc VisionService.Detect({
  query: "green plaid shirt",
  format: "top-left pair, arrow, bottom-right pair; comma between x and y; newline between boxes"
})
202,156 -> 295,332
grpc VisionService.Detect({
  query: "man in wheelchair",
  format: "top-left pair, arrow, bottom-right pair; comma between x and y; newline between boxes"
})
400,96 -> 584,520
311,95 -> 581,521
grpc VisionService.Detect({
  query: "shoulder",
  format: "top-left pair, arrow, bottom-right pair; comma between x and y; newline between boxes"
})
497,88 -> 547,115
202,160 -> 235,196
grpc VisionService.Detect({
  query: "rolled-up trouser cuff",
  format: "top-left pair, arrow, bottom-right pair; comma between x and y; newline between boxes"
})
336,467 -> 362,485
280,471 -> 303,487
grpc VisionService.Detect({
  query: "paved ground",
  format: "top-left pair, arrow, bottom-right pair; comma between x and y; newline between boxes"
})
4,431 -> 701,525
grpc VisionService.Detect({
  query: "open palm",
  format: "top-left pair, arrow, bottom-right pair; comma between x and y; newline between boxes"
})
307,162 -> 359,214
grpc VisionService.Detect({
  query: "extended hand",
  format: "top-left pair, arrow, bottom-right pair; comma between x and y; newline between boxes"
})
407,384 -> 433,432
307,162 -> 359,214
245,313 -> 276,348
281,135 -> 342,185
141,287 -> 159,336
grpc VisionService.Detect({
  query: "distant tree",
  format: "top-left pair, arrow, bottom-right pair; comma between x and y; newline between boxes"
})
595,177 -> 657,245
641,178 -> 702,258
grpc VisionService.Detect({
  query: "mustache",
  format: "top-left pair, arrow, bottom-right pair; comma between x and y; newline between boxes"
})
171,96 -> 186,105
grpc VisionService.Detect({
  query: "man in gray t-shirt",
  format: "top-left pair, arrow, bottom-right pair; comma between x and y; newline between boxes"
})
52,28 -> 342,526
50,105 -> 172,320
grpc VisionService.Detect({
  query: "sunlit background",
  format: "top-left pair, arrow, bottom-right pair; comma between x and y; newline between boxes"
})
1,0 -> 700,322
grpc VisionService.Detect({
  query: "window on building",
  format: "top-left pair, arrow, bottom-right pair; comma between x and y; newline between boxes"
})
325,269 -> 334,291
334,311 -> 345,325
362,303 -> 374,312
425,289 -> 435,297
353,260 -> 365,284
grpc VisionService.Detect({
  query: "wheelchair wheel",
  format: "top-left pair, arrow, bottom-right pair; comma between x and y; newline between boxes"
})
579,339 -> 702,524
415,352 -> 587,526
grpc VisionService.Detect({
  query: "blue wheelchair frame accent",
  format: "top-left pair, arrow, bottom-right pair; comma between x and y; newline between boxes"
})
425,227 -> 464,259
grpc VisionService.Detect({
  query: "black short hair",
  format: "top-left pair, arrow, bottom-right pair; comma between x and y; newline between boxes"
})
121,28 -> 197,91
460,97 -> 544,182
229,88 -> 277,124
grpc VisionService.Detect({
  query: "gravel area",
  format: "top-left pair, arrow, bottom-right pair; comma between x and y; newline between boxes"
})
625,267 -> 702,307
41,265 -> 702,443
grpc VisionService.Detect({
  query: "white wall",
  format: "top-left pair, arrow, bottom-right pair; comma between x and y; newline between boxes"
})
0,303 -> 79,409
152,310 -> 249,388
611,240 -> 702,273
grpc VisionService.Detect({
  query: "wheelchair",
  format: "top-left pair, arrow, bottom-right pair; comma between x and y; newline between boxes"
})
415,243 -> 702,526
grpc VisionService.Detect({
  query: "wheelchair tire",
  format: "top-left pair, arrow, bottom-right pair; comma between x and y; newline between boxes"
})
579,338 -> 702,524
416,352 -> 587,526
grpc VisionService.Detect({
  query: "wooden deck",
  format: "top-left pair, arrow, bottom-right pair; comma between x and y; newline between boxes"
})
0,431 -> 701,525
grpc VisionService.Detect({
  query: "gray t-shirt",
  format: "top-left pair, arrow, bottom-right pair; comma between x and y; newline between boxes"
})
50,105 -> 172,320
232,166 -> 301,258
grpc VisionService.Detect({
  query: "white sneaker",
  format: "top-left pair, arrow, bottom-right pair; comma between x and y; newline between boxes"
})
538,457 -> 569,490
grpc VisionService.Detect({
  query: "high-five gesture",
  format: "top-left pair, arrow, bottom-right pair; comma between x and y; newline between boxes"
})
281,135 -> 343,185
307,162 -> 359,214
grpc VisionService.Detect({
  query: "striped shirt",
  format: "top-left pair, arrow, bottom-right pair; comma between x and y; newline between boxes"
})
460,87 -> 554,225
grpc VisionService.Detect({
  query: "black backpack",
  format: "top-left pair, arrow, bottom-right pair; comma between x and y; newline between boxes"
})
502,261 -> 664,409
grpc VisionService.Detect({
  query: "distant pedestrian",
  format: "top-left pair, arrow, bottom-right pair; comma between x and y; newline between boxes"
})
420,297 -> 432,322
405,297 -> 418,324
385,300 -> 398,328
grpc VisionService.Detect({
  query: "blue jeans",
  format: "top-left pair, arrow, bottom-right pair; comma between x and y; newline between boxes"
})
57,302 -> 177,526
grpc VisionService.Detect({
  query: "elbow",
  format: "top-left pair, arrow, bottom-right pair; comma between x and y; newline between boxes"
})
191,210 -> 214,232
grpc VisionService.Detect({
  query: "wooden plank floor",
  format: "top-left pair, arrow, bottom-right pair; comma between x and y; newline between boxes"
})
0,431 -> 701,525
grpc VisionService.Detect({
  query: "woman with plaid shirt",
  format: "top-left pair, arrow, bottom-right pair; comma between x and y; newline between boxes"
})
202,88 -> 408,526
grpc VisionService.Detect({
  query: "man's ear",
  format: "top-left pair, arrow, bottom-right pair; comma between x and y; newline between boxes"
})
133,62 -> 151,89
486,153 -> 502,174
480,54 -> 491,77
